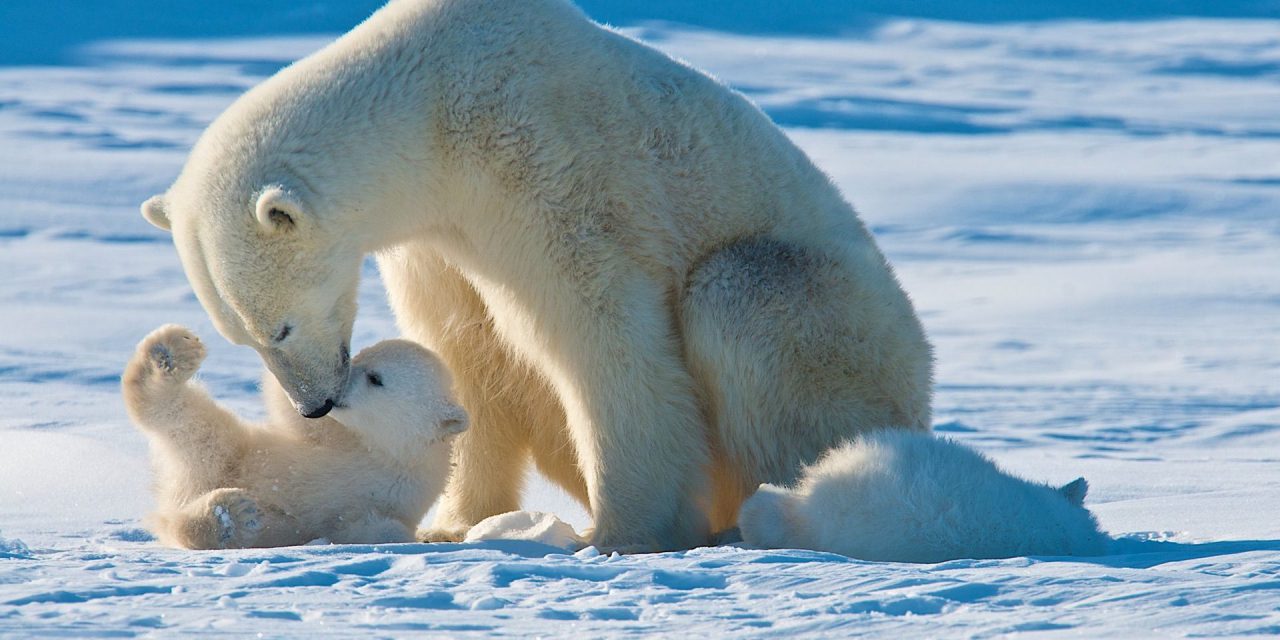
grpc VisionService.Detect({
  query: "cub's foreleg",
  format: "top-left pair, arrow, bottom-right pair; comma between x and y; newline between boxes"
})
122,325 -> 249,504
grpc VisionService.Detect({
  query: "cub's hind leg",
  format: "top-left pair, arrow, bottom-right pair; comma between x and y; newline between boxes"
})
152,488 -> 264,549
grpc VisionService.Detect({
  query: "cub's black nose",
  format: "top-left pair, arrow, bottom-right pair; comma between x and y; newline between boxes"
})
302,399 -> 335,419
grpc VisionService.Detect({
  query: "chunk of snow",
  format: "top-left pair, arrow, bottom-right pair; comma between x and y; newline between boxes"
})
464,511 -> 587,551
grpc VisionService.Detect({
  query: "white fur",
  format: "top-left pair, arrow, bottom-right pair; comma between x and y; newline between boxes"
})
140,0 -> 932,551
122,325 -> 467,549
738,431 -> 1110,562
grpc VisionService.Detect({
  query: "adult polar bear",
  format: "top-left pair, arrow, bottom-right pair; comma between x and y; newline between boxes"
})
140,0 -> 933,551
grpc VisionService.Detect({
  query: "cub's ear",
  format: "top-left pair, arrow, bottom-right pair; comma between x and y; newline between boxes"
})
141,195 -> 171,231
254,186 -> 304,232
1059,477 -> 1089,506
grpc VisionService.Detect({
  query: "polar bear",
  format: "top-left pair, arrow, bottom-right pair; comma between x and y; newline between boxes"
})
137,0 -> 933,551
737,431 -> 1110,562
122,325 -> 467,549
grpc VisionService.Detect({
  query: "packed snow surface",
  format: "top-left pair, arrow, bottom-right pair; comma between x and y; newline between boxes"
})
2,4 -> 1279,636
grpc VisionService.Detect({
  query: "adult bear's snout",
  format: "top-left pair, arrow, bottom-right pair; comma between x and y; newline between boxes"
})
301,398 -> 335,419
261,343 -> 350,420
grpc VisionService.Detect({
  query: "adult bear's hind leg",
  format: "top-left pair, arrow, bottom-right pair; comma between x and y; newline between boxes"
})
682,238 -> 933,531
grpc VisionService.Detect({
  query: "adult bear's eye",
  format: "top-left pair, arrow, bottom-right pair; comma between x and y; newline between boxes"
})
367,372 -> 383,387
273,324 -> 292,343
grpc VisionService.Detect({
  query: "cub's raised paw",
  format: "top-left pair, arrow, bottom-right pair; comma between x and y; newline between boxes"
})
136,324 -> 206,382
205,488 -> 263,548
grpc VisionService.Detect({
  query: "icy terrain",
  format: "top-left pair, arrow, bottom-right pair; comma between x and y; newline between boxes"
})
2,3 -> 1280,636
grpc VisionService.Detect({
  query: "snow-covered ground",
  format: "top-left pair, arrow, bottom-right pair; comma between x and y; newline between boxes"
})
2,3 -> 1279,636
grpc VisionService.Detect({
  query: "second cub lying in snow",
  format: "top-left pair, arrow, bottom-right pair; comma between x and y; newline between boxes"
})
122,325 -> 467,549
738,430 -> 1109,562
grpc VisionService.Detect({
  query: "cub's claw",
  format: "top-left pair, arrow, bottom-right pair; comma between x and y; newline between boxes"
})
136,324 -> 206,382
206,488 -> 263,548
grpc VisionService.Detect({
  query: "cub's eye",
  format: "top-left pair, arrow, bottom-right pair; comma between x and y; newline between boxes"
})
273,324 -> 292,343
367,372 -> 383,387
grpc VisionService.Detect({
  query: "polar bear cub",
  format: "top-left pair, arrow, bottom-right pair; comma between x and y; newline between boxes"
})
122,325 -> 467,549
738,431 -> 1109,562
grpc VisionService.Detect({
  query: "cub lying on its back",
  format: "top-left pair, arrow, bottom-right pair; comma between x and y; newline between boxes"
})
122,325 -> 467,549
738,431 -> 1109,562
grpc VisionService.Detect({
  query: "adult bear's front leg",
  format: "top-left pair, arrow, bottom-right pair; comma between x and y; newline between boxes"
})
378,246 -> 568,542
544,279 -> 713,552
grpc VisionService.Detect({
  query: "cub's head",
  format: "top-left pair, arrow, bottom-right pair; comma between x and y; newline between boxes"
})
329,339 -> 468,452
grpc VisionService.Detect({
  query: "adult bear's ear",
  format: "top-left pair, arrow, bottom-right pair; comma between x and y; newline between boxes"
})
254,186 -> 304,232
141,195 -> 171,231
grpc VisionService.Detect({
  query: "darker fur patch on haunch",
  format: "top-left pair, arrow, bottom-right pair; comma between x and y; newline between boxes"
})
685,238 -> 823,319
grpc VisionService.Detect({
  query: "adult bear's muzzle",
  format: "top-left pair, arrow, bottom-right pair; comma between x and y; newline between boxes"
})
261,342 -> 350,420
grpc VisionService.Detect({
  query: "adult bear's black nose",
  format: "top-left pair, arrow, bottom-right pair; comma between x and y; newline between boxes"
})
302,398 -> 335,419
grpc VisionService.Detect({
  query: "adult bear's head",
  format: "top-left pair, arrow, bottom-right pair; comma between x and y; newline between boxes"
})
139,121 -> 366,419
137,22 -> 448,418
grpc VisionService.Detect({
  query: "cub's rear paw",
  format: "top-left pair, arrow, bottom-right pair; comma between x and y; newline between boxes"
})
137,324 -> 206,382
417,527 -> 467,543
205,488 -> 263,548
